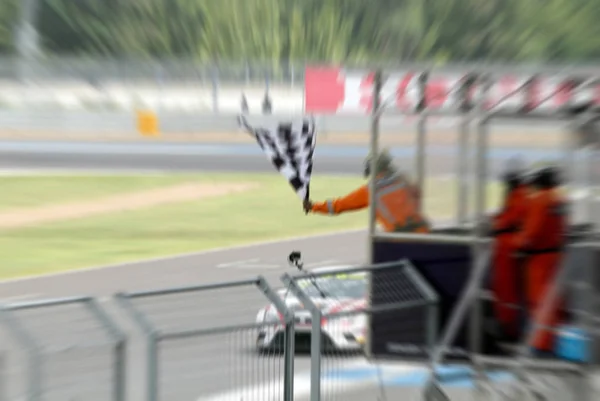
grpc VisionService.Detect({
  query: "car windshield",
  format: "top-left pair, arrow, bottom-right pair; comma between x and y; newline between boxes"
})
297,273 -> 367,299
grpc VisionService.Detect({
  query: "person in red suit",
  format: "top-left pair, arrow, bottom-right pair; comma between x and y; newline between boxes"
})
513,165 -> 567,356
489,160 -> 529,341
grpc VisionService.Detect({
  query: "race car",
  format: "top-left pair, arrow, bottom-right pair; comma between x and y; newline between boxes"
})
255,266 -> 368,352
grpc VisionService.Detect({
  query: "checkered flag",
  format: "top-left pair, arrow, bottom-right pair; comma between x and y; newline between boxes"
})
238,115 -> 317,201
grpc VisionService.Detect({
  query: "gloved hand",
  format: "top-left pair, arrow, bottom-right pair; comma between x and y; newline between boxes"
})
303,199 -> 313,215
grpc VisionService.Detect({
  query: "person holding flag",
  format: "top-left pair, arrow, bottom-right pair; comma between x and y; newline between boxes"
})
303,149 -> 430,233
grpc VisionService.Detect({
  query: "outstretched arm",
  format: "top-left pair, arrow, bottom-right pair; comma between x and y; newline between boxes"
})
310,185 -> 369,215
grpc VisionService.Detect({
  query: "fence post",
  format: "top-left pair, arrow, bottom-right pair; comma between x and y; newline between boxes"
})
114,293 -> 159,401
281,273 -> 321,401
0,351 -> 5,401
211,66 -> 219,114
256,276 -> 295,401
404,262 -> 440,354
86,298 -> 128,401
0,306 -> 42,401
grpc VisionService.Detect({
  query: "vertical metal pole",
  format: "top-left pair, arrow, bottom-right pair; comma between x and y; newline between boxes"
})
87,298 -> 127,401
281,275 -> 320,401
415,72 -> 429,213
457,115 -> 470,225
368,69 -> 383,262
283,322 -> 295,401
259,276 -> 295,401
578,245 -> 595,401
583,145 -> 594,222
211,66 -> 219,114
593,147 -> 600,229
114,294 -> 158,401
366,70 -> 383,367
564,122 -> 578,210
291,63 -> 295,89
114,340 -> 126,401
456,76 -> 474,225
0,352 -> 4,401
245,62 -> 250,86
310,309 -> 322,401
147,335 -> 159,401
474,75 -> 491,230
470,75 -> 492,401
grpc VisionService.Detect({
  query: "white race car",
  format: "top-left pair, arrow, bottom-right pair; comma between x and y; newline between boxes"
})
255,266 -> 367,352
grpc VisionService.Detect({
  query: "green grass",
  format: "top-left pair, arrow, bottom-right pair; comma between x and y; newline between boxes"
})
0,173 -> 501,279
0,175 -> 203,211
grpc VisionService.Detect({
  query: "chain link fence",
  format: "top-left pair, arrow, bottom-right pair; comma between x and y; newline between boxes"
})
0,296 -> 126,401
280,259 -> 440,401
114,276 -> 294,401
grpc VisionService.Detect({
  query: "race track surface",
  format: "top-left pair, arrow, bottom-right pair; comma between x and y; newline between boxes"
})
0,140 -> 566,177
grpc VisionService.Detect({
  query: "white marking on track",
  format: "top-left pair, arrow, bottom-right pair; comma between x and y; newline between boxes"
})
217,258 -> 281,269
304,259 -> 340,268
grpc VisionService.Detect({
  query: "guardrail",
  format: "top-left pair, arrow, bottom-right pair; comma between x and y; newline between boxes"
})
0,296 -> 126,401
281,259 -> 440,401
0,251 -> 597,401
114,276 -> 294,401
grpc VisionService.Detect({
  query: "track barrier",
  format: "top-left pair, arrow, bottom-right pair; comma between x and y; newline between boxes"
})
281,259 -> 440,401
0,296 -> 126,401
114,276 -> 294,401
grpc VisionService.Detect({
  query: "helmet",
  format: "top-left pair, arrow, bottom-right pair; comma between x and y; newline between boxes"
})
523,164 -> 562,189
364,149 -> 396,177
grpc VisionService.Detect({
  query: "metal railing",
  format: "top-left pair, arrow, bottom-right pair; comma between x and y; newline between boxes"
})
114,276 -> 294,401
418,236 -> 600,401
281,259 -> 440,401
478,241 -> 600,401
0,246 -> 597,401
0,296 -> 126,401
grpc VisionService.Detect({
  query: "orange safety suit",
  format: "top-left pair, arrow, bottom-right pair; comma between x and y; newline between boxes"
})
310,175 -> 430,233
513,188 -> 567,352
490,185 -> 529,338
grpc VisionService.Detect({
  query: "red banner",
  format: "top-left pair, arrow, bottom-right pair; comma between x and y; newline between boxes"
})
304,66 -> 600,115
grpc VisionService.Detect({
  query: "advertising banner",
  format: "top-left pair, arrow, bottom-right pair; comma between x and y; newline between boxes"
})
304,66 -> 600,115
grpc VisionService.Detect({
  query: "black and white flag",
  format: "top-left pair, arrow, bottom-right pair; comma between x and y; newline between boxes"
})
238,115 -> 317,201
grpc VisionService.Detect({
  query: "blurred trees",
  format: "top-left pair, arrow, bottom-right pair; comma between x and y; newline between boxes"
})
0,0 -> 599,63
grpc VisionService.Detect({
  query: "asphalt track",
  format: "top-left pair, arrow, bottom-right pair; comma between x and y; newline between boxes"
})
0,140 -> 568,177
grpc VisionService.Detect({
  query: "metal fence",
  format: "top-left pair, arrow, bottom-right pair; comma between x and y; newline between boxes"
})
0,296 -> 126,401
0,250 -> 597,401
0,58 -> 306,86
281,259 -> 440,401
114,276 -> 294,401
477,241 -> 598,401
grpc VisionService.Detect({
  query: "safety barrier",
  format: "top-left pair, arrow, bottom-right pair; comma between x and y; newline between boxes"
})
281,259 -> 440,401
0,296 -> 126,401
114,276 -> 294,401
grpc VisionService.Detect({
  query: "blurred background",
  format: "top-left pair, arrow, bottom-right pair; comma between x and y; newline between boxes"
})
1,0 -> 599,116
